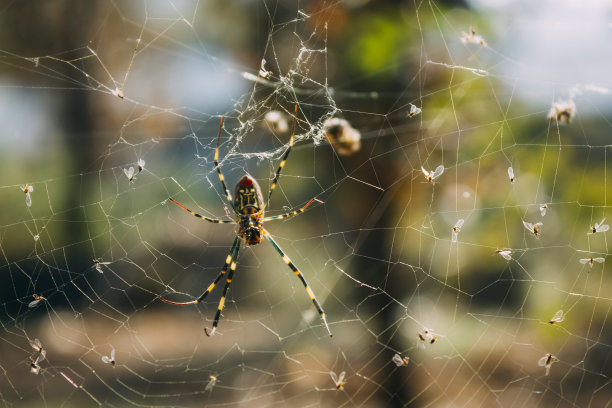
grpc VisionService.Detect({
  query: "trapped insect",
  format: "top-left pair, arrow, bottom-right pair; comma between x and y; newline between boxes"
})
451,219 -> 464,243
460,28 -> 487,46
579,257 -> 605,267
538,353 -> 558,376
392,353 -> 409,367
264,111 -> 289,134
589,218 -> 609,234
547,100 -> 575,124
124,166 -> 136,182
329,371 -> 346,390
205,375 -> 218,392
160,105 -> 332,337
322,117 -> 361,156
137,159 -> 145,173
417,328 -> 437,348
101,348 -> 115,366
507,167 -> 515,183
549,310 -> 565,325
523,221 -> 542,238
496,249 -> 512,261
539,204 -> 548,216
28,294 -> 46,308
29,338 -> 46,375
408,104 -> 422,118
21,184 -> 34,207
421,165 -> 444,182
93,258 -> 111,273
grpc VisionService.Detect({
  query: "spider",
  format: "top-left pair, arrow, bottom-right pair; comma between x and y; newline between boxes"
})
161,105 -> 332,337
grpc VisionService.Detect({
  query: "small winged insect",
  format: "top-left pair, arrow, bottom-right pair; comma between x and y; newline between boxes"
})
495,249 -> 512,261
539,204 -> 548,217
93,258 -> 111,273
264,111 -> 289,134
29,338 -> 46,375
579,257 -> 605,268
507,167 -> 515,184
421,165 -> 444,183
451,219 -> 464,243
589,218 -> 609,234
137,159 -> 145,173
548,310 -> 565,325
329,371 -> 346,390
523,221 -> 542,238
28,294 -> 46,308
547,100 -> 575,124
417,328 -> 437,348
205,375 -> 218,392
460,28 -> 487,46
101,348 -> 115,366
322,117 -> 361,156
124,166 -> 136,182
392,353 -> 409,367
259,58 -> 271,79
21,184 -> 34,207
538,353 -> 558,376
408,104 -> 422,118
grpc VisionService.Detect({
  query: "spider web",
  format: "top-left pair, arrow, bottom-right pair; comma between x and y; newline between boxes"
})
1,0 -> 612,406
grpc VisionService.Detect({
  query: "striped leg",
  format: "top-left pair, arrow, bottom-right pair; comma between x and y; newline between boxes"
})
263,198 -> 321,222
159,236 -> 240,306
265,104 -> 298,209
169,198 -> 236,224
205,240 -> 241,337
264,229 -> 332,337
214,117 -> 237,212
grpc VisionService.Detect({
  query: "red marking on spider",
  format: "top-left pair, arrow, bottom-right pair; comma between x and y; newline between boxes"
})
239,177 -> 254,187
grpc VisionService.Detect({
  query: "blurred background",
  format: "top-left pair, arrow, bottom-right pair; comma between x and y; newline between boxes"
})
1,0 -> 612,406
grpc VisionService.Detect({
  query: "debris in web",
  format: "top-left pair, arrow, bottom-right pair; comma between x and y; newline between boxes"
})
417,328 -> 437,348
101,348 -> 116,366
205,375 -> 218,392
264,111 -> 289,134
461,28 -> 487,46
452,219 -> 465,243
408,103 -> 422,118
523,221 -> 542,238
579,257 -> 605,267
322,117 -> 361,156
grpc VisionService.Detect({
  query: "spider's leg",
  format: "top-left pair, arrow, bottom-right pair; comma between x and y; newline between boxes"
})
159,236 -> 240,305
265,104 -> 298,209
264,229 -> 332,337
169,198 -> 236,224
206,240 -> 241,336
214,117 -> 237,213
262,198 -> 320,222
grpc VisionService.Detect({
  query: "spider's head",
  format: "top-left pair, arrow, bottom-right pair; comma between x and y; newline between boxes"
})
234,175 -> 264,215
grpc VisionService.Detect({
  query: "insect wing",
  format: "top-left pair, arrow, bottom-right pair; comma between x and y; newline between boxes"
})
30,364 -> 40,374
329,371 -> 338,384
25,193 -> 32,207
431,165 -> 444,179
537,356 -> 548,367
124,167 -> 135,180
102,355 -> 110,364
522,221 -> 534,232
452,229 -> 459,243
508,166 -> 515,182
454,219 -> 465,229
594,257 -> 605,263
392,354 -> 404,366
110,348 -> 115,361
597,224 -> 610,232
421,166 -> 430,178
137,159 -> 145,172
338,371 -> 345,383
30,338 -> 42,352
205,377 -> 217,392
28,298 -> 41,308
540,204 -> 547,216
497,250 -> 512,260
549,310 -> 564,324
579,258 -> 590,264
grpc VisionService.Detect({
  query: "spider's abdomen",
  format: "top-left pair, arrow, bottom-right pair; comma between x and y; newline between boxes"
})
234,175 -> 264,215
